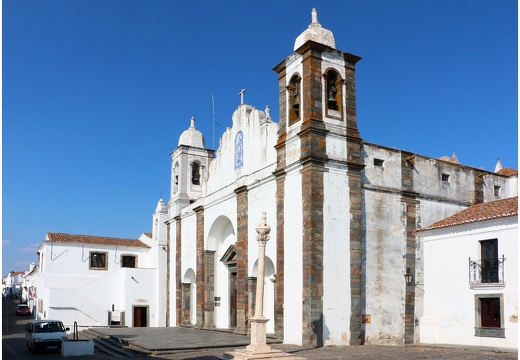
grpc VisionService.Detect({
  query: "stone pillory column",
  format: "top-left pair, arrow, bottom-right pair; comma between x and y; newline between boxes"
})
223,213 -> 304,360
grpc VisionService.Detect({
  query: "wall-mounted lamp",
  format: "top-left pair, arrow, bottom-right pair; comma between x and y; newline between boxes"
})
404,268 -> 414,286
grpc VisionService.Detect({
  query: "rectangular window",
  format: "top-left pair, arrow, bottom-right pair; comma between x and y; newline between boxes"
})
90,252 -> 108,270
481,298 -> 501,328
121,255 -> 137,268
480,239 -> 498,283
475,294 -> 504,338
441,173 -> 450,182
374,158 -> 384,167
494,185 -> 501,198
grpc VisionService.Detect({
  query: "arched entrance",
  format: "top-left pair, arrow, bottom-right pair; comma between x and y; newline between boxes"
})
182,268 -> 196,325
207,216 -> 236,329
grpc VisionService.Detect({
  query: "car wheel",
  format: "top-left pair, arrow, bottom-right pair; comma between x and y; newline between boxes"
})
26,341 -> 32,353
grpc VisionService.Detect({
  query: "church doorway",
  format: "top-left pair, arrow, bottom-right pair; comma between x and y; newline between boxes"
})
229,270 -> 238,328
221,244 -> 238,329
207,215 -> 236,330
133,306 -> 148,327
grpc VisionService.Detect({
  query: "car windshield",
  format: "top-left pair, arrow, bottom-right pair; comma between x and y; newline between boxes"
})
17,305 -> 29,309
34,322 -> 65,333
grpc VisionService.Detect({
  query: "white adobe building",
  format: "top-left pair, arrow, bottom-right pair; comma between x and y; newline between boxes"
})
35,228 -> 168,328
418,196 -> 518,350
3,270 -> 24,297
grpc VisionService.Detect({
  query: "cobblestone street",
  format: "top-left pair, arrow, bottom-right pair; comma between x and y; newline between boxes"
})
136,344 -> 517,360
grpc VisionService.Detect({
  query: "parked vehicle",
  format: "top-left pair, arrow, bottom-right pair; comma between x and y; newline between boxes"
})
15,304 -> 31,316
25,320 -> 69,353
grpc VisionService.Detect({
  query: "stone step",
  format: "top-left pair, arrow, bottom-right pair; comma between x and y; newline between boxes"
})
78,329 -> 149,358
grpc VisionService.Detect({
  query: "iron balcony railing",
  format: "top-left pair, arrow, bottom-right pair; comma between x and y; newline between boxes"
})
469,255 -> 505,285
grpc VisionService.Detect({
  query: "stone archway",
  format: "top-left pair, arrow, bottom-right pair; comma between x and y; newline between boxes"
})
182,268 -> 196,325
207,216 -> 236,329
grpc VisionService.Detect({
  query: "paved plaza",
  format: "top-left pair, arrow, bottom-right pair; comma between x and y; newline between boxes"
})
153,345 -> 517,360
90,327 -> 517,360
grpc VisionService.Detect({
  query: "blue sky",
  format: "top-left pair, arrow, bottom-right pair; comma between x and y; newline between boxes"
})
3,1 -> 518,275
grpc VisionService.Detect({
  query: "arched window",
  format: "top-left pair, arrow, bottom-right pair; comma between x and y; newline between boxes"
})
324,69 -> 343,118
287,74 -> 301,125
192,162 -> 201,185
173,162 -> 179,193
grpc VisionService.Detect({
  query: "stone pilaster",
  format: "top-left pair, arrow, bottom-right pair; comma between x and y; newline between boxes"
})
344,59 -> 364,344
300,162 -> 325,347
234,185 -> 249,334
474,171 -> 484,204
300,44 -> 324,126
273,60 -> 288,339
401,151 -> 419,345
347,161 -> 364,345
204,250 -> 216,328
181,283 -> 191,325
166,221 -> 171,327
174,216 -> 182,326
274,172 -> 285,339
194,205 -> 205,328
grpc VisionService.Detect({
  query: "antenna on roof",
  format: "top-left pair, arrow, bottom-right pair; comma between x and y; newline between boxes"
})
160,187 -> 163,199
212,92 -> 221,150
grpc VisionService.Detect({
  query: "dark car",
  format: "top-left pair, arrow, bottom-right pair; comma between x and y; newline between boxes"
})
15,304 -> 31,316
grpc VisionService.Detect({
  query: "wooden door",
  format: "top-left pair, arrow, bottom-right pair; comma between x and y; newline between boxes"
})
229,271 -> 237,328
133,306 -> 148,327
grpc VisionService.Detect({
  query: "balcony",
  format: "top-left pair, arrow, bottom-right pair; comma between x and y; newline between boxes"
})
469,255 -> 505,288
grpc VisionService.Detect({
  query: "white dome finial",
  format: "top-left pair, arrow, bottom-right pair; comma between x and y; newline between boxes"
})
178,116 -> 206,148
294,8 -> 336,50
312,8 -> 319,24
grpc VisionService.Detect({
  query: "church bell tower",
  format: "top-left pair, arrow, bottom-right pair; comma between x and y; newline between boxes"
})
170,116 -> 214,217
272,8 -> 365,347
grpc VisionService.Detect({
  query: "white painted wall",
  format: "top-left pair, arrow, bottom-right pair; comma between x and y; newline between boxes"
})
283,167 -> 303,344
323,165 -> 351,345
414,156 -> 475,203
181,214 -> 197,282
363,191 -> 405,345
37,240 -> 157,327
420,216 -> 518,349
248,181 -> 277,334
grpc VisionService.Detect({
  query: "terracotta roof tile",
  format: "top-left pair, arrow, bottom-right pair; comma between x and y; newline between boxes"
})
47,233 -> 150,248
496,168 -> 518,177
418,196 -> 518,232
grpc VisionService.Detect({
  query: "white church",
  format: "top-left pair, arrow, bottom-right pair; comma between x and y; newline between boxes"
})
35,9 -> 517,349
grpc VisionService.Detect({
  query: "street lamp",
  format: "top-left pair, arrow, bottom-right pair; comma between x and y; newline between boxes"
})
404,268 -> 414,286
